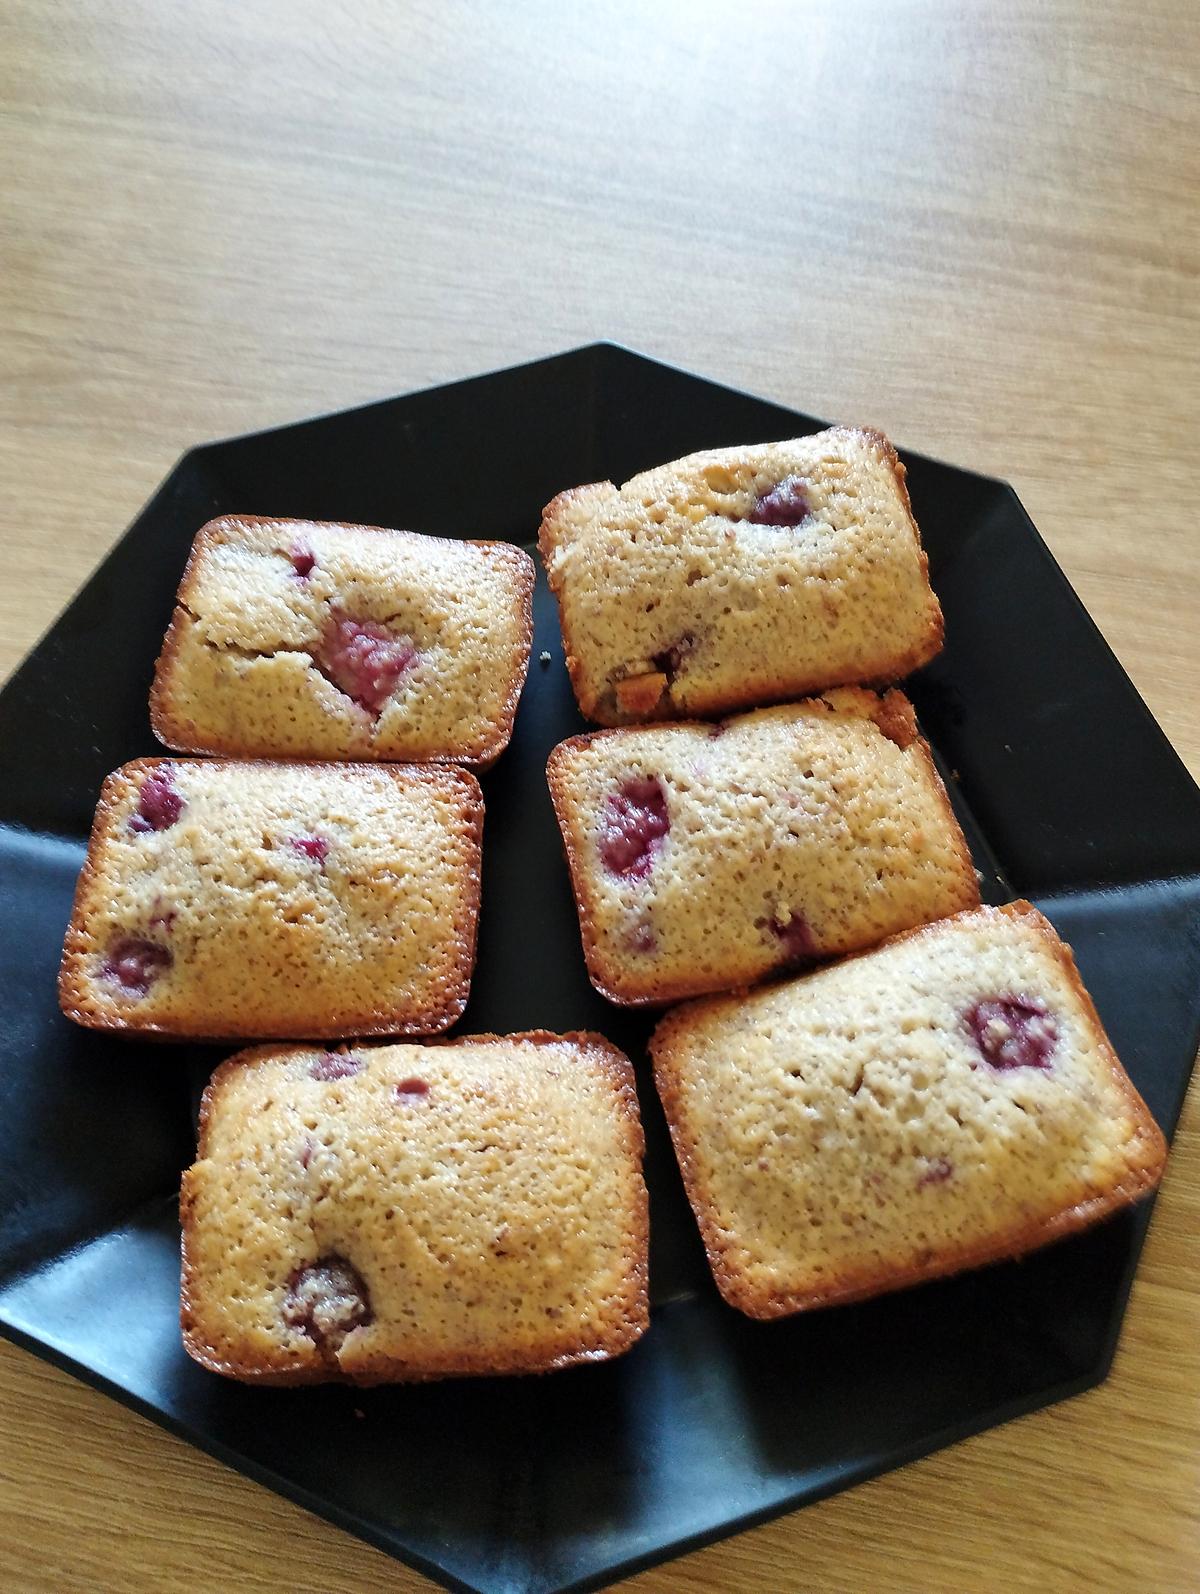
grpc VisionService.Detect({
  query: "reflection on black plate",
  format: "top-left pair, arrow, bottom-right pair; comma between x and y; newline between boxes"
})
1,345 -> 1198,1594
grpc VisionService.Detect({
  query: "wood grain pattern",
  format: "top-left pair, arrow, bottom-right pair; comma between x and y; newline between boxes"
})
1,0 -> 1197,1588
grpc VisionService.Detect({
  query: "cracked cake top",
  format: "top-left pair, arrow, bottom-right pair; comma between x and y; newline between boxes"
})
149,516 -> 535,765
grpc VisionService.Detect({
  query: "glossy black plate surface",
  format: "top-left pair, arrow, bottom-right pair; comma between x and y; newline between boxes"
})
2,345 -> 1198,1594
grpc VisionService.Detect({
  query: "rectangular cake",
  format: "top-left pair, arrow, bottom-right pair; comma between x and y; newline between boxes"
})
181,1032 -> 649,1383
546,688 -> 979,1005
58,758 -> 482,1039
150,515 -> 535,765
538,427 -> 942,725
650,902 -> 1167,1318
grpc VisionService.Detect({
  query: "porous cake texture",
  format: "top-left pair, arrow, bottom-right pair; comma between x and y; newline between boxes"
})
539,427 -> 942,726
151,516 -> 535,765
651,902 -> 1167,1317
547,688 -> 978,1005
181,1033 -> 649,1383
59,758 -> 482,1038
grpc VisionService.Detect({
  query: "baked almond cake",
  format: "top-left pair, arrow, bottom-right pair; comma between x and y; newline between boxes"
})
539,427 -> 942,725
150,516 -> 534,765
546,688 -> 978,1005
651,902 -> 1167,1317
58,758 -> 482,1039
181,1033 -> 649,1383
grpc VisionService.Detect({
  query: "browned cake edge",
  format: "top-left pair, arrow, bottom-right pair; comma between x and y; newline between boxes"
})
149,516 -> 536,767
537,482 -> 616,723
545,690 -> 980,1007
57,758 -> 484,1041
909,732 -> 982,919
649,900 -> 1168,1319
180,1031 -> 650,1385
536,429 -> 945,727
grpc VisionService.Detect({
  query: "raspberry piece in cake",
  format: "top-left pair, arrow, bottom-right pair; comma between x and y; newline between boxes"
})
917,1156 -> 954,1189
309,1052 -> 364,1081
128,766 -> 184,833
289,833 -> 329,864
748,475 -> 811,526
103,937 -> 171,994
315,617 -> 417,714
651,634 -> 697,678
283,1257 -> 373,1350
966,996 -> 1059,1071
598,777 -> 670,880
770,909 -> 817,966
289,541 -> 317,578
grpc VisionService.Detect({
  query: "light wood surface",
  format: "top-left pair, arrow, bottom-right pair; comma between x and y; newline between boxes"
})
2,1 -> 1198,1589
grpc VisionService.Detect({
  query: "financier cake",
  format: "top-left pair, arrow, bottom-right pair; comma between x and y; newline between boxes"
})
181,1033 -> 649,1383
538,427 -> 942,725
150,515 -> 535,765
58,758 -> 482,1039
546,688 -> 979,1005
650,902 -> 1167,1318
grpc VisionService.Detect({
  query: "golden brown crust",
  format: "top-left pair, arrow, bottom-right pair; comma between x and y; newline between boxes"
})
909,740 -> 980,912
57,758 -> 483,1040
180,1032 -> 649,1384
614,672 -> 669,719
537,486 -> 610,723
150,517 -> 535,768
545,695 -> 980,1008
650,901 -> 1167,1317
859,685 -> 917,748
147,519 -> 218,750
839,427 -> 945,673
537,431 -> 945,728
598,640 -> 939,730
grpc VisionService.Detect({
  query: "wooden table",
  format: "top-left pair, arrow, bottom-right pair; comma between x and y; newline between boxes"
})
2,2 -> 1197,1588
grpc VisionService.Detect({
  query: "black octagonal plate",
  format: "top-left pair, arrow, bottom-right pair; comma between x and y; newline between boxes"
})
2,345 -> 1198,1594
